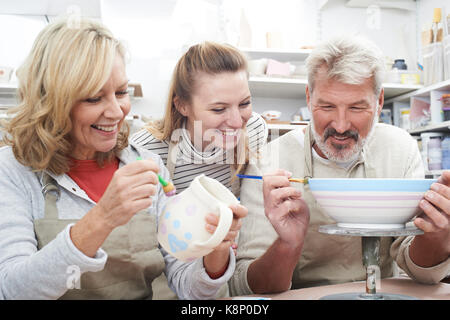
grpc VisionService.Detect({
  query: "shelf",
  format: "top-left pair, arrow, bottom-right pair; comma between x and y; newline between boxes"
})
0,83 -> 18,102
425,169 -> 445,176
240,48 -> 312,62
346,0 -> 416,11
249,76 -> 307,99
382,83 -> 423,101
267,122 -> 308,131
249,76 -> 422,100
0,83 -> 18,95
407,120 -> 450,135
243,48 -> 309,100
0,82 -> 144,100
244,47 -> 422,102
0,83 -> 17,89
385,79 -> 450,104
266,119 -> 450,136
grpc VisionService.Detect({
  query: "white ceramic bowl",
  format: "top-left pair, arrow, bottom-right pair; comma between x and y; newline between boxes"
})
308,178 -> 436,229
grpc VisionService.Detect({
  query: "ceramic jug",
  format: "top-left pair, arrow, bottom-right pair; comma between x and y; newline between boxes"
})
157,174 -> 239,261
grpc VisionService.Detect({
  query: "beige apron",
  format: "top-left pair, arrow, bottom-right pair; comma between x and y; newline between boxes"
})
291,125 -> 394,288
34,173 -> 165,300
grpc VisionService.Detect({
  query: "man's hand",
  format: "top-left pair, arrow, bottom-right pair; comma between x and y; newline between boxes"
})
247,169 -> 310,293
262,169 -> 310,249
411,171 -> 450,267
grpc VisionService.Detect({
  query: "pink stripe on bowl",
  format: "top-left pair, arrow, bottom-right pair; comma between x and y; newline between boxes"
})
321,204 -> 417,209
313,195 -> 423,201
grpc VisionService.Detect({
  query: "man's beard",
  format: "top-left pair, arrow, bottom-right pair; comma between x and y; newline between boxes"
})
310,110 -> 379,163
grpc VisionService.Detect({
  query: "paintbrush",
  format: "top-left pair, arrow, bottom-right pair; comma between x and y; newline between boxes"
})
136,157 -> 176,196
236,174 -> 308,184
157,174 -> 176,197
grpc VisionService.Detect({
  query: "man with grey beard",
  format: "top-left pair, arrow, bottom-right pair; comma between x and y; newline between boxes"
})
230,35 -> 449,296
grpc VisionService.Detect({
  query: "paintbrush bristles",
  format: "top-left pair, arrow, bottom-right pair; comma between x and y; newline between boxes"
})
163,182 -> 176,197
288,178 -> 308,184
137,156 -> 177,196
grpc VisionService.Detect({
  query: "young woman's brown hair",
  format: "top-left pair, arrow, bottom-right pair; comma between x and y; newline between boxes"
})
146,41 -> 251,175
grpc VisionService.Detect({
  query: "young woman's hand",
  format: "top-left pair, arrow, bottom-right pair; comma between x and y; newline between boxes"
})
203,204 -> 248,278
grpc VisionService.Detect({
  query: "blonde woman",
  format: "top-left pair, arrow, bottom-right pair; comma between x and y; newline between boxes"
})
0,18 -> 246,300
131,42 -> 268,199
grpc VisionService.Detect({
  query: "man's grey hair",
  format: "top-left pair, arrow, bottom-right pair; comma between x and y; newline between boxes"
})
306,35 -> 386,96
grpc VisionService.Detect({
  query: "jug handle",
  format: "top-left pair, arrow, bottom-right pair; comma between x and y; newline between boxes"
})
193,204 -> 233,250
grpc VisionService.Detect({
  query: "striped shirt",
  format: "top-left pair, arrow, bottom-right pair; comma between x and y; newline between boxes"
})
131,112 -> 268,195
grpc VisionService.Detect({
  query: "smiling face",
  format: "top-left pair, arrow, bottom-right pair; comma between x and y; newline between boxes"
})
306,66 -> 383,162
69,55 -> 130,160
178,70 -> 252,151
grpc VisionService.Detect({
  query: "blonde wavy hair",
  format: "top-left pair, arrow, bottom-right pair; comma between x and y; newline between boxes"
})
2,17 -> 129,175
146,41 -> 250,175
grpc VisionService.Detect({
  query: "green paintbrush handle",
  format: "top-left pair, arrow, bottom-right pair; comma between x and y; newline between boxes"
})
137,156 -> 169,187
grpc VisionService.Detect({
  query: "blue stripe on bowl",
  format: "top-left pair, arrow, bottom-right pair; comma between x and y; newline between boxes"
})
308,178 -> 436,192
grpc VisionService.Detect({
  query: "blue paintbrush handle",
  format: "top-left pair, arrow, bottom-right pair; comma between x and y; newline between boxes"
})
236,174 -> 263,180
236,173 -> 307,184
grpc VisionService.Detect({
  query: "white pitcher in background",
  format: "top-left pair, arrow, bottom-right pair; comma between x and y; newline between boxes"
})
157,174 -> 239,262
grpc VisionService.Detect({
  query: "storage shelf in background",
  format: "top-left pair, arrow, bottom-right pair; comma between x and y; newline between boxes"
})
385,79 -> 450,104
249,76 -> 307,99
0,83 -> 18,97
267,122 -> 308,131
249,76 -> 423,100
0,82 -> 144,100
240,48 -> 312,62
407,120 -> 450,135
382,83 -> 423,101
425,169 -> 446,176
0,83 -> 18,89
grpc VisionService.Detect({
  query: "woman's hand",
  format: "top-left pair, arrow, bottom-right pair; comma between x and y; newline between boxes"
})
70,158 -> 159,257
203,204 -> 248,278
95,158 -> 160,229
